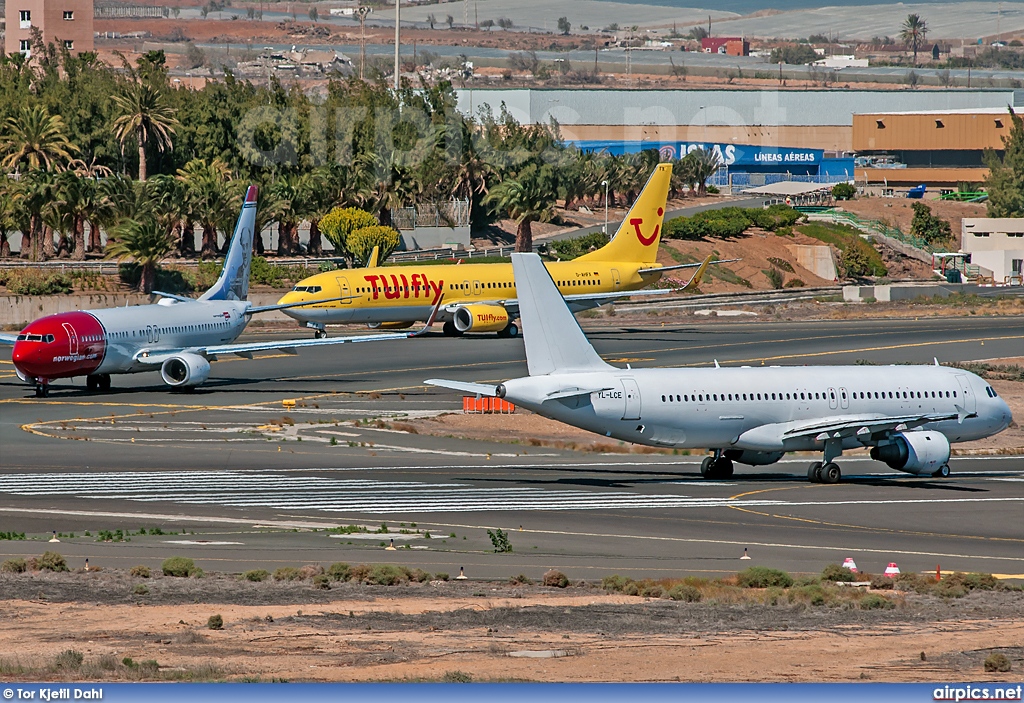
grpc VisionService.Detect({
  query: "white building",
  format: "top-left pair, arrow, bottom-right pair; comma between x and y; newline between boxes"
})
961,218 -> 1024,285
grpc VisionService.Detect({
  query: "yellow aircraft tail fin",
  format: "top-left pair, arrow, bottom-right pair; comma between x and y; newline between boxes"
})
366,245 -> 380,268
577,162 -> 672,265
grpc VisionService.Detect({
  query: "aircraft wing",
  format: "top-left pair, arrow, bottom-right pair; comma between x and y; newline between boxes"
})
739,410 -> 972,450
137,296 -> 442,364
497,286 -> 684,316
0,332 -> 18,346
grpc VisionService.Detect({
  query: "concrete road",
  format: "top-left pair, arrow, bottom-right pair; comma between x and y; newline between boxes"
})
1,315 -> 1021,580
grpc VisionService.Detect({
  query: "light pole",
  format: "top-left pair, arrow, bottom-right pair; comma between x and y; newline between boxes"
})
394,0 -> 401,90
601,180 -> 609,235
356,7 -> 371,80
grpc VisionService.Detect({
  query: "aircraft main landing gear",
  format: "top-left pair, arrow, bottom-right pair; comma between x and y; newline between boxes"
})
932,464 -> 951,478
497,322 -> 519,338
314,329 -> 327,339
808,461 -> 841,484
86,374 -> 111,392
700,454 -> 734,480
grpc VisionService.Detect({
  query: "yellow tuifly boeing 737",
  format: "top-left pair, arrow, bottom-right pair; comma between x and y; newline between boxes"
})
278,163 -> 723,337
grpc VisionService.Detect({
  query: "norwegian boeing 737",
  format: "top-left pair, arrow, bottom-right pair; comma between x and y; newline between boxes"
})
427,254 -> 1013,482
0,186 -> 436,397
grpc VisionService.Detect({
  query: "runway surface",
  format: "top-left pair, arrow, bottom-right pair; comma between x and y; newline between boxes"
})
1,315 -> 1022,580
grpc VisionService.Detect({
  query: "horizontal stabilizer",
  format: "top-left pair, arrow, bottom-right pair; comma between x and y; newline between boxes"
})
424,379 -> 500,397
637,258 -> 740,276
150,291 -> 195,303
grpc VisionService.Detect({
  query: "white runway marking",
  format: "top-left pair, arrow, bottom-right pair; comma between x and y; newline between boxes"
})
0,470 -> 1020,514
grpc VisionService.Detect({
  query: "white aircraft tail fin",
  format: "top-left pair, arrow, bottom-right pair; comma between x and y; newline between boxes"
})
199,185 -> 258,302
512,252 -> 611,376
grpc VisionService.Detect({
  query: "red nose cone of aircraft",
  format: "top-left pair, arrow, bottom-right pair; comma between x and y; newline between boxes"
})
12,311 -> 106,380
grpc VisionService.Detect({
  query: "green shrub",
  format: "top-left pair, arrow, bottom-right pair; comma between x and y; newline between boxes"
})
549,231 -> 610,260
542,569 -> 569,588
639,583 -> 664,598
870,575 -> 895,590
667,584 -> 703,602
319,207 -> 378,259
272,567 -> 302,582
441,670 -> 473,683
434,572 -> 449,581
348,225 -> 401,267
133,584 -> 149,595
54,650 -> 84,670
327,563 -> 351,581
783,278 -> 805,288
130,565 -> 151,578
207,614 -> 224,630
944,572 -> 998,591
487,528 -> 513,553
242,569 -> 269,582
984,653 -> 1012,672
797,222 -> 887,277
312,574 -> 330,590
763,267 -> 784,289
859,593 -> 895,610
367,564 -> 407,586
1,558 -> 27,573
789,583 -> 828,606
348,564 -> 372,582
623,581 -> 640,596
408,568 -> 431,583
821,564 -> 857,582
737,567 -> 793,588
298,564 -> 325,579
162,556 -> 199,577
38,551 -> 68,572
831,182 -> 856,200
910,202 -> 952,244
601,574 -> 631,592
7,271 -> 74,295
509,573 -> 534,585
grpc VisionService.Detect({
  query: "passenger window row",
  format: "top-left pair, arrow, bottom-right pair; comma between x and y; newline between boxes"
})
660,389 -> 958,403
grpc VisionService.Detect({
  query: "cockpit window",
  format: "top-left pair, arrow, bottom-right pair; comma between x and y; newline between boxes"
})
291,285 -> 321,293
986,386 -> 998,398
44,334 -> 54,343
18,333 -> 45,342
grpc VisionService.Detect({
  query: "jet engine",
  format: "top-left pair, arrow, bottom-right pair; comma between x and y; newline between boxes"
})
453,304 -> 509,333
870,431 -> 951,475
160,353 -> 211,388
724,449 -> 785,466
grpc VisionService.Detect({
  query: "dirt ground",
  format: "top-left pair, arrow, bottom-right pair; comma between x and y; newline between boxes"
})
837,198 -> 988,241
1,571 -> 1022,682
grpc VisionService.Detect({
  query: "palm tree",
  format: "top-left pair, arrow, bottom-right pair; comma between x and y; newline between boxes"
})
681,147 -> 722,196
0,177 -> 17,258
0,105 -> 78,173
483,165 -> 556,252
111,81 -> 179,181
148,174 -> 192,256
12,171 -> 57,260
105,217 -> 176,293
177,158 -> 233,258
448,120 -> 494,223
900,14 -> 928,65
47,171 -> 95,260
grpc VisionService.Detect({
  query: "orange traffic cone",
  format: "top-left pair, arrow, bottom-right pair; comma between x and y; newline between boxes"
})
884,562 -> 901,577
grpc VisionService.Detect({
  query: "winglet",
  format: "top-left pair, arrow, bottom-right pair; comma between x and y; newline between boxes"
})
244,184 -> 259,204
410,294 -> 444,337
682,255 -> 713,291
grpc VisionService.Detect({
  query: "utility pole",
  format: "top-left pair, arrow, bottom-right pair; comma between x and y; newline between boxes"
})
394,0 -> 400,90
356,6 -> 370,80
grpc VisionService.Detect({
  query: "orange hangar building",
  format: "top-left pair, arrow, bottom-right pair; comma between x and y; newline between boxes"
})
5,0 -> 94,58
852,107 -> 1011,189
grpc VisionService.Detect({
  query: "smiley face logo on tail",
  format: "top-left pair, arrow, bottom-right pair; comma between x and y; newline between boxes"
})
631,207 -> 663,246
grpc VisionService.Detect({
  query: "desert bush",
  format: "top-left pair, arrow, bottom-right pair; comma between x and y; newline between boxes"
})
54,649 -> 84,670
434,572 -> 449,581
133,584 -> 149,595
441,670 -> 473,682
7,271 -> 74,295
859,593 -> 895,610
601,574 -> 631,592
542,569 -> 569,588
763,267 -> 784,289
893,572 -> 932,592
129,565 -> 151,578
98,654 -> 119,671
984,653 -> 1012,672
327,563 -> 351,581
783,278 -> 805,288
821,564 -> 857,582
242,569 -> 269,582
870,575 -> 895,590
37,551 -> 68,572
788,583 -> 829,606
348,564 -> 372,582
509,574 -> 534,586
207,614 -> 223,630
312,574 -> 330,590
162,556 -> 199,577
367,564 -> 407,586
623,581 -> 640,596
1,558 -> 27,573
944,572 -> 998,591
298,564 -> 325,579
175,630 -> 207,644
667,584 -> 703,602
737,567 -> 793,588
408,568 -> 431,583
272,567 -> 302,582
832,182 -> 856,200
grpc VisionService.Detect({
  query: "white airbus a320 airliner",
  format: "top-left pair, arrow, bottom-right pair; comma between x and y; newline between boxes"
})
427,253 -> 1013,483
1,186 -> 438,397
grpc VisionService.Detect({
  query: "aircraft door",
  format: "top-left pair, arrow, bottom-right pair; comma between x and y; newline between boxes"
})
827,387 -> 838,410
955,375 -> 976,413
336,276 -> 352,304
61,322 -> 79,356
621,378 -> 641,420
610,268 -> 621,290
839,387 -> 849,409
